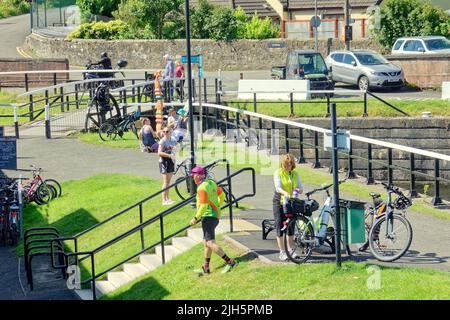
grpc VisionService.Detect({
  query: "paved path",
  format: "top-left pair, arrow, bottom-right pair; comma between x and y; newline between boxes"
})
0,14 -> 31,58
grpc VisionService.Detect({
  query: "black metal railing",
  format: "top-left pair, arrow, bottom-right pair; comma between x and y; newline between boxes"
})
23,159 -> 256,299
195,102 -> 449,206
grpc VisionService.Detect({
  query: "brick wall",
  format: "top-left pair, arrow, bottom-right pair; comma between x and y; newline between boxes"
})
0,58 -> 69,88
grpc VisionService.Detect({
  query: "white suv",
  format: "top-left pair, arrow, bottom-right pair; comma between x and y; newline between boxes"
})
391,36 -> 450,55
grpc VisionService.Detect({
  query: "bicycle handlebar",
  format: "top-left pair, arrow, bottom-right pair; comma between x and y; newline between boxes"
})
381,182 -> 406,197
305,180 -> 347,197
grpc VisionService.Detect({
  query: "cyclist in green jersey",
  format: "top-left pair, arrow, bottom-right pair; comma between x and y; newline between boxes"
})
189,166 -> 238,275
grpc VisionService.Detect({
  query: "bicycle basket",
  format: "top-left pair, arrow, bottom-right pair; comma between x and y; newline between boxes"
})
287,198 -> 319,217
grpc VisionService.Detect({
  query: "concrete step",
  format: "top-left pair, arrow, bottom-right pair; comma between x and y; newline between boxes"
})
95,280 -> 116,296
139,254 -> 162,271
74,289 -> 94,301
123,263 -> 150,280
107,271 -> 132,288
155,245 -> 182,262
171,236 -> 198,251
187,228 -> 204,242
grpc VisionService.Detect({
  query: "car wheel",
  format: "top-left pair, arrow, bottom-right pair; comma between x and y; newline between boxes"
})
358,76 -> 370,91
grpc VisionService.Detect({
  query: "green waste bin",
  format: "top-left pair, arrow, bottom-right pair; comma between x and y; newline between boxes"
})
339,199 -> 366,244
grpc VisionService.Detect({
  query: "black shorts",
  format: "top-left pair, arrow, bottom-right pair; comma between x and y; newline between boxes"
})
202,217 -> 219,241
273,194 -> 295,237
159,159 -> 175,174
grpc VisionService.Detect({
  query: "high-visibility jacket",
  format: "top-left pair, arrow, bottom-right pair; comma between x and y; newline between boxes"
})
273,168 -> 301,204
195,179 -> 225,220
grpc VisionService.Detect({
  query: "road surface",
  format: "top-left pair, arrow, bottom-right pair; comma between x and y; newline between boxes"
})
0,14 -> 30,58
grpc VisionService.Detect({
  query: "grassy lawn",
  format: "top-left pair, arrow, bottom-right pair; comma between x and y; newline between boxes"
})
227,98 -> 450,118
102,238 -> 450,300
18,173 -> 199,281
76,132 -> 140,149
180,138 -> 450,220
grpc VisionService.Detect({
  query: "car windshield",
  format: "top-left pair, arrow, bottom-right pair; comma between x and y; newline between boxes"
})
424,38 -> 450,51
298,53 -> 328,75
354,52 -> 388,65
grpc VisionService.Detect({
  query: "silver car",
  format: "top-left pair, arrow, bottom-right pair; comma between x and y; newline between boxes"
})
325,50 -> 405,91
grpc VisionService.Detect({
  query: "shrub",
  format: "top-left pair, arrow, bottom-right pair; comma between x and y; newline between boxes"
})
76,0 -> 121,18
233,6 -> 248,39
205,6 -> 237,41
190,0 -> 215,39
0,0 -> 30,19
243,13 -> 280,39
67,20 -> 131,40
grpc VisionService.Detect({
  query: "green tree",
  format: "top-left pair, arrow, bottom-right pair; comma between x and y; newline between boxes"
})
206,6 -> 237,41
190,0 -> 215,39
114,0 -> 183,39
76,0 -> 120,18
372,0 -> 450,48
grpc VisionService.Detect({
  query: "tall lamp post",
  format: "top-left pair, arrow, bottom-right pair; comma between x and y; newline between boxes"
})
184,0 -> 196,196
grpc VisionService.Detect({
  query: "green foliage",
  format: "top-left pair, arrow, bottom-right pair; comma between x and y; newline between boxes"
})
0,0 -> 30,19
233,6 -> 248,39
67,20 -> 132,40
206,6 -> 237,41
76,0 -> 121,18
190,0 -> 215,39
372,0 -> 450,48
243,13 -> 280,39
114,0 -> 183,39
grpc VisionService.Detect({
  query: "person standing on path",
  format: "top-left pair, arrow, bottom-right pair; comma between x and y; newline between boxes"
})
273,153 -> 304,261
163,54 -> 175,100
158,127 -> 177,205
189,166 -> 238,275
174,60 -> 185,101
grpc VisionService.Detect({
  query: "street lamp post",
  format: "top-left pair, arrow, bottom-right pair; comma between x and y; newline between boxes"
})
184,0 -> 196,197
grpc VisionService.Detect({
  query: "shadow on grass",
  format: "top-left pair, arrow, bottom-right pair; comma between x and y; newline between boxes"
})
102,277 -> 170,300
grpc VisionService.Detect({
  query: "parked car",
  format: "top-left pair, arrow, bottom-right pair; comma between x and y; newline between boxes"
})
271,50 -> 334,94
391,36 -> 450,55
325,50 -> 405,91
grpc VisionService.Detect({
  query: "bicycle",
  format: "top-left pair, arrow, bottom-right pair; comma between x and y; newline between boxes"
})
360,183 -> 413,262
0,181 -> 21,245
284,181 -> 348,264
99,110 -> 141,141
10,166 -> 62,206
173,159 -> 239,208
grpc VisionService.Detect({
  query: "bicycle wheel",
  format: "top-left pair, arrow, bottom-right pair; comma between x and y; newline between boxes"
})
47,185 -> 58,200
44,179 -> 62,198
9,223 -> 18,246
99,123 -> 117,141
174,177 -> 191,201
368,214 -> 413,262
36,184 -> 52,205
284,216 -> 315,264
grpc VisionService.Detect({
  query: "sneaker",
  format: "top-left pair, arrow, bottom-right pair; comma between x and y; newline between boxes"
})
166,199 -> 176,205
221,261 -> 238,274
162,200 -> 170,206
279,251 -> 288,261
193,266 -> 210,276
288,248 -> 301,260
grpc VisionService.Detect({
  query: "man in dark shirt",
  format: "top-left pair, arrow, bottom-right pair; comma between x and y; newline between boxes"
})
93,52 -> 113,78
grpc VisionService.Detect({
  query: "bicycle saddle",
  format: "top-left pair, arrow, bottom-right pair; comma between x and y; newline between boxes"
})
370,192 -> 380,198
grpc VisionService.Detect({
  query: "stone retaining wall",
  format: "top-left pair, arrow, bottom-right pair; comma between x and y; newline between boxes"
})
24,33 -> 382,70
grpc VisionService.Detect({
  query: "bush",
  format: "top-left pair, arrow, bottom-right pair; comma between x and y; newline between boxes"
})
233,6 -> 248,39
76,0 -> 121,18
0,0 -> 30,19
67,20 -> 132,40
190,0 -> 214,39
372,0 -> 450,48
243,13 -> 280,39
205,6 -> 237,41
